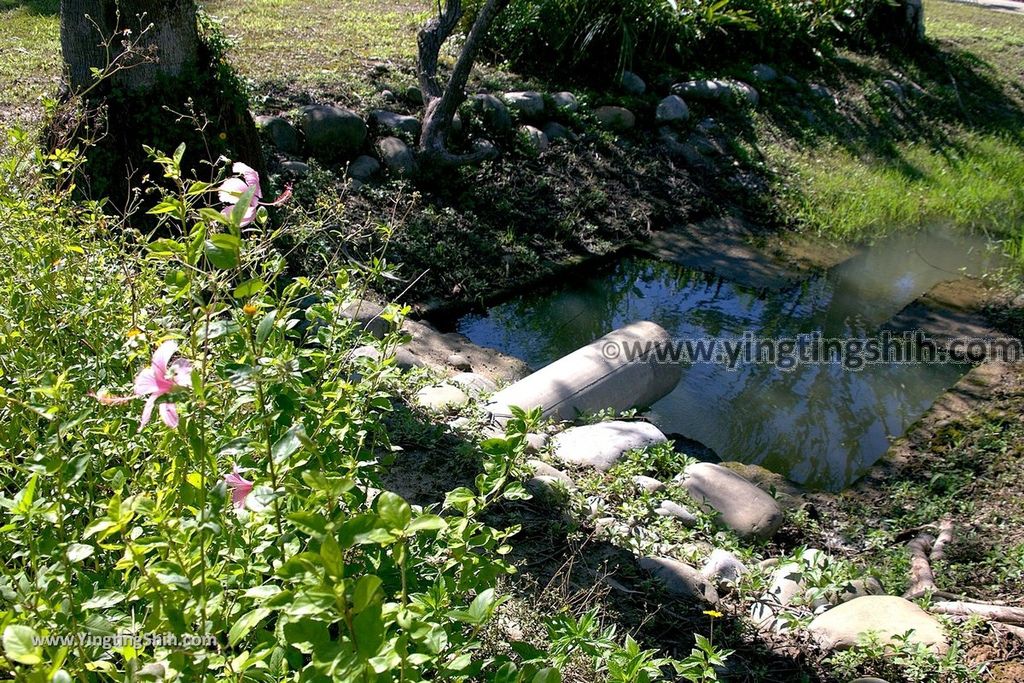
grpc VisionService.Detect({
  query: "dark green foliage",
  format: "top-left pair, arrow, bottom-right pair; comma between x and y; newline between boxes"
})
478,0 -> 886,81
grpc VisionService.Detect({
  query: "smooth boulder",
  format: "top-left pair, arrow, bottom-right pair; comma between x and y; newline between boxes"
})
369,110 -> 421,139
503,91 -> 545,118
671,79 -> 758,106
620,70 -> 646,95
347,155 -> 381,182
677,463 -> 783,540
300,105 -> 367,162
808,596 -> 948,653
519,125 -> 549,153
376,137 -> 417,178
486,321 -> 682,424
639,557 -> 718,603
414,384 -> 469,412
550,91 -> 579,112
551,421 -> 666,471
655,95 -> 690,124
471,94 -> 512,133
593,106 -> 635,132
255,115 -> 300,155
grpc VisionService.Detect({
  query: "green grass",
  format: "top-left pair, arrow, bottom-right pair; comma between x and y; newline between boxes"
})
776,134 -> 1024,243
0,0 -> 428,131
764,1 -> 1024,261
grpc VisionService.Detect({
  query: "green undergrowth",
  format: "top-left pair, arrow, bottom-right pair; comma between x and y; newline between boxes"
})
774,133 -> 1024,246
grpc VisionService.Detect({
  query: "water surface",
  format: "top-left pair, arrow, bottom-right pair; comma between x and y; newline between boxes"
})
456,233 -> 992,489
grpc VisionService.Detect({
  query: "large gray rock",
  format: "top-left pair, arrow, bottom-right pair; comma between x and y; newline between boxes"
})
541,121 -> 575,143
836,577 -> 886,604
487,321 -> 682,425
300,105 -> 367,161
376,137 -> 417,178
677,463 -> 783,540
750,549 -> 828,627
280,160 -> 310,176
519,125 -> 549,153
255,115 -> 300,155
633,475 -> 665,493
503,91 -> 545,118
450,372 -> 496,395
751,64 -> 778,82
368,110 -> 421,139
654,500 -> 698,527
414,384 -> 470,412
655,95 -> 690,124
527,459 -> 575,488
671,79 -> 759,106
347,155 -> 381,182
550,91 -> 579,112
405,85 -> 424,105
593,106 -> 635,132
620,70 -> 646,95
551,421 -> 666,471
639,557 -> 719,603
702,549 -> 747,588
808,596 -> 948,653
809,83 -> 837,106
340,299 -> 392,339
471,94 -> 512,133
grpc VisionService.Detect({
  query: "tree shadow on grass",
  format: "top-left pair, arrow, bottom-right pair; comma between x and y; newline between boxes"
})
0,0 -> 58,14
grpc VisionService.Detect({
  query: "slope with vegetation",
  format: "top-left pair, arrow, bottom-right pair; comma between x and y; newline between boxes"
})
0,0 -> 1022,681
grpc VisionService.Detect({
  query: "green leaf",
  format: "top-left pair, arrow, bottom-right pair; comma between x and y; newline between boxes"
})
287,511 -> 327,537
229,607 -> 271,646
2,624 -> 41,665
230,186 -> 259,228
199,207 -> 229,225
272,425 -> 305,463
67,543 -> 94,563
407,514 -> 447,534
256,310 -> 276,346
532,668 -> 561,683
320,534 -> 344,579
376,492 -> 411,531
204,234 -> 241,269
82,589 -> 126,610
12,473 -> 37,516
351,575 -> 382,614
148,238 -> 184,256
352,601 -> 384,658
233,278 -> 266,299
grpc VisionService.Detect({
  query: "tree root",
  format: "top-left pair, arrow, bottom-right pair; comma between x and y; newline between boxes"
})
903,519 -> 1024,626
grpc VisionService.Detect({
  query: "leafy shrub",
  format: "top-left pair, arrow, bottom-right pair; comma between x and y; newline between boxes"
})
476,0 -> 884,81
0,136 -> 543,680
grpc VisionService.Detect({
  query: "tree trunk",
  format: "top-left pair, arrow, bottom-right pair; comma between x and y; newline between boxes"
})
417,0 -> 509,168
55,0 -> 265,207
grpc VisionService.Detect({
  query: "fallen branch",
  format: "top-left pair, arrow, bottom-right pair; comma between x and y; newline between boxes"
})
930,601 -> 1024,625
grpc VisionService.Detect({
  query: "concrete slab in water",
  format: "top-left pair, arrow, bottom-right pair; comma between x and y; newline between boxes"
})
487,321 -> 683,424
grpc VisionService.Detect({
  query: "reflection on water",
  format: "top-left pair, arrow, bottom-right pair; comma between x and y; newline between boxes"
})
457,233 -> 994,490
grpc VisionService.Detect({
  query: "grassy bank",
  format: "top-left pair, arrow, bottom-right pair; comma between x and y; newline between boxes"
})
764,1 -> 1024,254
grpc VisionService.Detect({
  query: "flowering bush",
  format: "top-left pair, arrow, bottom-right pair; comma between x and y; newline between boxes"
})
0,136 -> 541,681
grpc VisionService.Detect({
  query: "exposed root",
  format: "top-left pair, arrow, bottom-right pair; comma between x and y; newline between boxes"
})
904,519 -> 1024,626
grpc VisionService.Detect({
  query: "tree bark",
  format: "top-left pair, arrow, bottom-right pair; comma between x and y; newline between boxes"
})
417,0 -> 509,168
56,0 -> 265,206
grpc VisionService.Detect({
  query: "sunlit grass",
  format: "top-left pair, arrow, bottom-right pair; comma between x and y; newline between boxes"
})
776,133 -> 1024,254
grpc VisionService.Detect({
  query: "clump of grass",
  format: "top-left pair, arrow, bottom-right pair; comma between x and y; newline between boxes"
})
773,133 -> 1024,260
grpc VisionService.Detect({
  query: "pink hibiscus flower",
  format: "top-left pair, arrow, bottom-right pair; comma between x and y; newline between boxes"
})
217,162 -> 292,227
224,465 -> 254,509
133,340 -> 192,429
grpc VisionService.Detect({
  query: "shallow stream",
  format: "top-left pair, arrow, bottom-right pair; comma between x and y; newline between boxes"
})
456,233 -> 995,489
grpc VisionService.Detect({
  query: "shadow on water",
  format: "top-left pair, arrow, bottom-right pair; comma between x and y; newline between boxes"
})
457,231 -> 999,490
